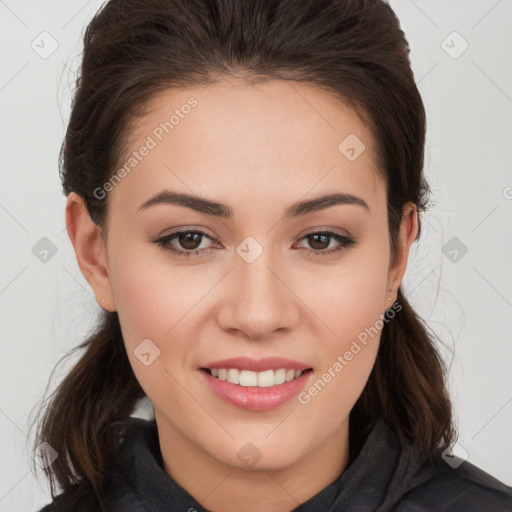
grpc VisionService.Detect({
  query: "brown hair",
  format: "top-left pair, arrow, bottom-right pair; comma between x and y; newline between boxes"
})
31,0 -> 455,500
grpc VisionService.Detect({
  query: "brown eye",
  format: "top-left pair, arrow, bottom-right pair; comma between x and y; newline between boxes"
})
296,231 -> 356,257
306,233 -> 331,250
153,230 -> 217,259
177,231 -> 204,250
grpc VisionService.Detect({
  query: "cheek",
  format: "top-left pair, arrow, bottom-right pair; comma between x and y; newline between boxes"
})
110,260 -> 169,340
295,238 -> 389,404
107,246 -> 219,387
109,259 -> 197,407
296,280 -> 385,433
302,253 -> 389,348
109,244 -> 208,340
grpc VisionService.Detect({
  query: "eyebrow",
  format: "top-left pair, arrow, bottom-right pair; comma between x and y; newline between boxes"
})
138,190 -> 369,218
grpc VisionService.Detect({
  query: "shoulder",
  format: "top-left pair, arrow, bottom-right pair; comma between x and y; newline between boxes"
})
37,481 -> 101,512
395,456 -> 512,512
36,417 -> 152,512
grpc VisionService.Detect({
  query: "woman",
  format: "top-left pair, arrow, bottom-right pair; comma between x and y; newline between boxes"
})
33,0 -> 512,510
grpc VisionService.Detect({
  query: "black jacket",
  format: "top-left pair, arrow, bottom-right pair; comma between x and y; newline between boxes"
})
38,417 -> 512,511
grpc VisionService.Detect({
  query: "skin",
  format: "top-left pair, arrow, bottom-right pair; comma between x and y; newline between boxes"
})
66,78 -> 418,512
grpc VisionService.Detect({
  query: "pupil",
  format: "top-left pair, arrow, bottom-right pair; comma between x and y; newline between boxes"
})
309,234 -> 329,250
180,232 -> 201,249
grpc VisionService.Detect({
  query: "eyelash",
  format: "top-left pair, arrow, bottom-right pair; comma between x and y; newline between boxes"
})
153,229 -> 356,259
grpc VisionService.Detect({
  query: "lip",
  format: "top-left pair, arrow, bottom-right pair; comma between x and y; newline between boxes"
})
199,367 -> 313,411
201,356 -> 311,372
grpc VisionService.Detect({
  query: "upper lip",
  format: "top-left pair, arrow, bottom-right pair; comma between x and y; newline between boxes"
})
202,356 -> 312,372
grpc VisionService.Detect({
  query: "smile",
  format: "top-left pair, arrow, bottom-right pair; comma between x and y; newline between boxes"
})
204,368 -> 309,387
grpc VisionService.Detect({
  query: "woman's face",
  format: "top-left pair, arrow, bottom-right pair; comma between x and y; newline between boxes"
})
77,79 -> 414,474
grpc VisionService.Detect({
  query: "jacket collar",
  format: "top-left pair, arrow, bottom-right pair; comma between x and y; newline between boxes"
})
98,416 -> 433,511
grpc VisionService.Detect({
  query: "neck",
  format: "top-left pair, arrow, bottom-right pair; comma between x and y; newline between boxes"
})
156,413 -> 350,512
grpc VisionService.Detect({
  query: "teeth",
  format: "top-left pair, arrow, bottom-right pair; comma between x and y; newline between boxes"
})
240,370 -> 257,386
257,370 -> 274,387
208,368 -> 305,387
227,368 -> 240,384
274,368 -> 286,385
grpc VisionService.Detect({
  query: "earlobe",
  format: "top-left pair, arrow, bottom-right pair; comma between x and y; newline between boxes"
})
65,193 -> 116,311
385,202 -> 419,305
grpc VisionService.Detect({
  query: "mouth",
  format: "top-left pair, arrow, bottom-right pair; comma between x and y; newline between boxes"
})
199,356 -> 314,410
201,367 -> 313,388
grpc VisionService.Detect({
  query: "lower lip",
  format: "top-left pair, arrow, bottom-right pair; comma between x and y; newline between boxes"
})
199,369 -> 312,411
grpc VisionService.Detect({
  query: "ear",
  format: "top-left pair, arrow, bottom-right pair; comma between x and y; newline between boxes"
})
385,202 -> 418,308
65,192 -> 116,311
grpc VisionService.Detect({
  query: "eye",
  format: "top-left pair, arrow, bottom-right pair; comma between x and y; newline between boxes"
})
295,231 -> 356,257
153,229 -> 356,259
153,230 -> 218,259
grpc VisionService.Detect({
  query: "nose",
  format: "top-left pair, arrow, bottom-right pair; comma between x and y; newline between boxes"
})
215,247 -> 300,342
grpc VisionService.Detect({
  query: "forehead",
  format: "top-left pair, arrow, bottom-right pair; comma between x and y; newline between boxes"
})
112,78 -> 384,213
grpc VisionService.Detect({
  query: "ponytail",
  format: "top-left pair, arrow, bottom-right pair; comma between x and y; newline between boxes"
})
31,311 -> 145,497
351,288 -> 455,460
